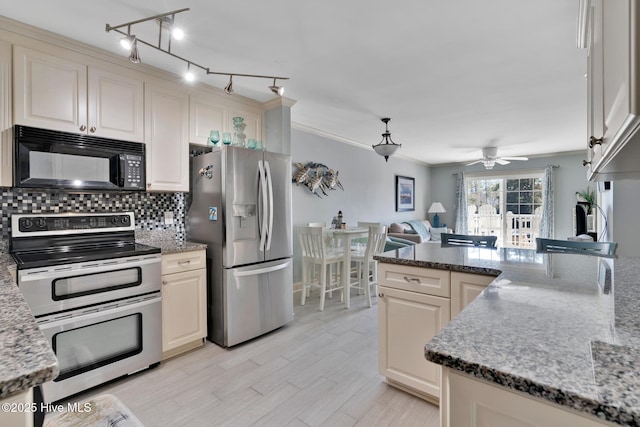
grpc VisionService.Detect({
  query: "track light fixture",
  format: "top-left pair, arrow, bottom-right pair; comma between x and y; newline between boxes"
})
224,76 -> 234,94
268,78 -> 285,96
106,8 -> 289,96
372,118 -> 401,162
128,39 -> 140,64
184,63 -> 195,82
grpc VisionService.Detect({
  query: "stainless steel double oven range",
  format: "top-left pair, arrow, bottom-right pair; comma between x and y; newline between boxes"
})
10,212 -> 162,403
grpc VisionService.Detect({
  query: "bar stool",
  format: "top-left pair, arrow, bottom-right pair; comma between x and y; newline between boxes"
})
298,226 -> 344,311
350,225 -> 387,307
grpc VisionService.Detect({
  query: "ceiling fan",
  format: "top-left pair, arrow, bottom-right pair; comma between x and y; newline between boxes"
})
465,147 -> 529,170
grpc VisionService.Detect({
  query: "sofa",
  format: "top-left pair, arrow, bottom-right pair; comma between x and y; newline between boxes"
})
388,220 -> 451,243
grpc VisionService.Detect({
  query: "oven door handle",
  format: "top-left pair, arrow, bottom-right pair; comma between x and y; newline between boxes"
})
18,256 -> 160,282
38,295 -> 161,328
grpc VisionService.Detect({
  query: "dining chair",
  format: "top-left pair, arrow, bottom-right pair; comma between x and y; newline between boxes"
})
350,225 -> 387,307
298,226 -> 344,311
441,233 -> 498,248
535,238 -> 617,257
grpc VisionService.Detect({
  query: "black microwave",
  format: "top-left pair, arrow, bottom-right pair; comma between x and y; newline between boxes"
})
14,125 -> 146,191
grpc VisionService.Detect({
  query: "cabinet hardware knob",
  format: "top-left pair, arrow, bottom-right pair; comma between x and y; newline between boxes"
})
89,126 -> 96,133
79,125 -> 86,131
588,136 -> 603,148
378,293 -> 384,298
582,160 -> 591,167
162,280 -> 167,285
147,183 -> 151,189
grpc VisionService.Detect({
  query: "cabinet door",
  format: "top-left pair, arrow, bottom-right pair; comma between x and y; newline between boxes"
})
13,45 -> 87,134
145,83 -> 189,192
88,66 -> 144,142
0,40 -> 11,187
444,368 -> 612,427
450,272 -> 495,318
162,268 -> 207,352
378,285 -> 450,400
189,95 -> 228,146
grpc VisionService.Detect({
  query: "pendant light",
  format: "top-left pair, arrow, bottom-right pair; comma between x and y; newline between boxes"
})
372,118 -> 401,162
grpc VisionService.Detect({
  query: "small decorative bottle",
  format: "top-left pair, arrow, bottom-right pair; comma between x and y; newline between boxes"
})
337,211 -> 343,229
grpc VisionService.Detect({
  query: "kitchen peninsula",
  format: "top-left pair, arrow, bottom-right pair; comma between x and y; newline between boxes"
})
375,243 -> 637,426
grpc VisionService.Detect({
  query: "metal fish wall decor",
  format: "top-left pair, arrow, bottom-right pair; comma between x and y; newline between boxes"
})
292,162 -> 344,198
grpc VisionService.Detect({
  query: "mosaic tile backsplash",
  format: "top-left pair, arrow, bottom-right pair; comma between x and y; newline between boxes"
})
0,189 -> 186,241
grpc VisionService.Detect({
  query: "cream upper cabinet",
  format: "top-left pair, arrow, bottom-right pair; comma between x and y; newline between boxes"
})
450,272 -> 494,318
145,82 -> 189,192
13,45 -> 144,141
587,0 -> 640,180
189,95 -> 228,146
161,250 -> 207,359
0,40 -> 11,187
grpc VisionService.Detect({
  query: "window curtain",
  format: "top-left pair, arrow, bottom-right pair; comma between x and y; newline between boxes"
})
539,165 -> 554,238
454,172 -> 467,234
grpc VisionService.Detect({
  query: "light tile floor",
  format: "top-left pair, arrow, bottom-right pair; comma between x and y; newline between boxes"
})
51,291 -> 439,426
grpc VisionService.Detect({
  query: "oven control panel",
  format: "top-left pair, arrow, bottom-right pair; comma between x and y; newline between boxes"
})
12,212 -> 135,236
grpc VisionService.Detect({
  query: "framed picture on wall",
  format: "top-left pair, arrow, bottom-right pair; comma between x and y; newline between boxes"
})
396,175 -> 415,212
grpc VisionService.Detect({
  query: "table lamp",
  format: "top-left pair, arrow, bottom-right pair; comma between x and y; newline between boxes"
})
428,202 -> 446,228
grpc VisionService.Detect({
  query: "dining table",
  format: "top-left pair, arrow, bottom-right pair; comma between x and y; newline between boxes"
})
327,226 -> 369,308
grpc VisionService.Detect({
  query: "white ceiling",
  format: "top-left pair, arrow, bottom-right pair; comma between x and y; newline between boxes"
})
1,0 -> 588,165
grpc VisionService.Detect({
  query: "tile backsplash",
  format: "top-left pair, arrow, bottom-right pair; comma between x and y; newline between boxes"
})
0,188 -> 185,240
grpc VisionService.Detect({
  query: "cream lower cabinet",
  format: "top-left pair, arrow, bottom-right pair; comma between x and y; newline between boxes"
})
0,389 -> 33,427
161,250 -> 207,359
378,263 -> 451,403
378,263 -> 496,403
441,367 -> 615,427
0,40 -> 11,187
450,272 -> 494,318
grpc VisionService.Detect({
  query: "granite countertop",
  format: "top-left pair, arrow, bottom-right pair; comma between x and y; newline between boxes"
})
0,241 -> 58,399
135,230 -> 207,255
375,244 -> 640,426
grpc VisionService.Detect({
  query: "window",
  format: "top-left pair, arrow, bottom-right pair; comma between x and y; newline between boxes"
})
466,171 -> 545,249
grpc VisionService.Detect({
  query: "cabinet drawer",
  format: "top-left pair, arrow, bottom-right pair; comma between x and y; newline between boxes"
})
378,263 -> 450,298
162,250 -> 206,274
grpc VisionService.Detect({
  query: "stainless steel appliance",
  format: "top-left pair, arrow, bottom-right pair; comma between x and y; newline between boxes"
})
13,125 -> 146,191
187,146 -> 293,347
10,212 -> 162,403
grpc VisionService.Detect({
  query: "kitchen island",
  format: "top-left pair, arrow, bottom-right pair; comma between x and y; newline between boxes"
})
375,243 -> 638,426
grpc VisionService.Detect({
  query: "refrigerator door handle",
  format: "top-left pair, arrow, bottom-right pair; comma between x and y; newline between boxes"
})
232,260 -> 291,277
264,160 -> 274,251
258,160 -> 268,252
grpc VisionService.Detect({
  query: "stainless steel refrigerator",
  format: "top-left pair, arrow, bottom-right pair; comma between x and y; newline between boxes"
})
187,146 -> 293,347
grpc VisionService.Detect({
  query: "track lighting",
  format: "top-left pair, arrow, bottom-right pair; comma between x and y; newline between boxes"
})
106,8 -> 289,96
128,39 -> 140,64
268,78 -> 285,96
184,63 -> 195,82
224,76 -> 234,94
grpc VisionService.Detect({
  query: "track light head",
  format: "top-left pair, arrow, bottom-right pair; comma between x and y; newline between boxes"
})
128,39 -> 140,64
224,76 -> 234,94
171,26 -> 184,40
120,35 -> 135,50
184,63 -> 195,82
268,78 -> 285,96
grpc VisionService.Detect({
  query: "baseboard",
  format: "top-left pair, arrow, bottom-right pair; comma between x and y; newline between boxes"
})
385,378 -> 440,406
162,339 -> 204,360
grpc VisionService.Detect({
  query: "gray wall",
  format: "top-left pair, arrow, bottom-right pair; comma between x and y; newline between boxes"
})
428,152 -> 592,241
291,128 -> 430,282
